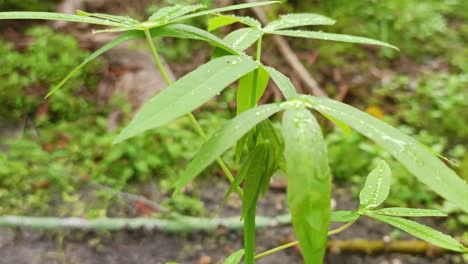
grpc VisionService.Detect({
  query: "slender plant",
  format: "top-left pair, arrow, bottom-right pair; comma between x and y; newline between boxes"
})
1,2 -> 467,263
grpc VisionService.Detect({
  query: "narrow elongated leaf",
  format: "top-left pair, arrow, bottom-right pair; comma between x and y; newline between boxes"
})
367,213 -> 467,252
0,11 -> 124,27
273,30 -> 398,50
242,144 -> 270,219
209,15 -> 261,31
223,249 -> 245,264
234,67 -> 270,163
172,1 -> 280,22
224,28 -> 263,51
114,56 -> 257,143
265,13 -> 335,31
76,10 -> 138,25
166,24 -> 239,54
359,160 -> 391,209
373,207 -> 447,217
282,107 -> 331,264
300,95 -> 468,212
148,4 -> 206,22
263,66 -> 298,99
213,145 -> 266,217
174,103 -> 284,194
331,211 -> 359,222
47,31 -> 143,97
236,66 -> 270,114
208,15 -> 239,31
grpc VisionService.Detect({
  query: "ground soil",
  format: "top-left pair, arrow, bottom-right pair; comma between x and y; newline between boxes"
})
0,180 -> 463,264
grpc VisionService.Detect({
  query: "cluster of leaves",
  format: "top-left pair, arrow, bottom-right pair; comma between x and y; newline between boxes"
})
145,0 -> 213,61
327,126 -> 466,208
0,26 -> 99,122
374,72 -> 468,141
289,0 -> 467,70
1,2 -> 467,263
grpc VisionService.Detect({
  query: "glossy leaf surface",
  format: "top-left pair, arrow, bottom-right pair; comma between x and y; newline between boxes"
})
359,160 -> 391,209
265,13 -> 335,31
367,213 -> 467,252
114,56 -> 257,143
301,95 -> 468,213
282,107 -> 331,263
273,30 -> 398,50
174,103 -> 284,194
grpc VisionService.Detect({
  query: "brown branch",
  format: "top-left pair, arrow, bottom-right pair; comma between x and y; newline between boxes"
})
245,0 -> 328,98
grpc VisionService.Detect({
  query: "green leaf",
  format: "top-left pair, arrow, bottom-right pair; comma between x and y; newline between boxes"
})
76,10 -> 138,25
263,66 -> 298,100
265,13 -> 335,31
367,213 -> 467,252
300,95 -> 468,213
0,11 -> 124,27
47,31 -> 143,97
208,15 -> 261,31
174,103 -> 283,194
234,66 -> 270,163
282,107 -> 331,264
359,160 -> 392,210
331,211 -> 359,222
148,4 -> 206,22
172,1 -> 280,22
236,66 -> 270,115
213,145 -> 266,217
242,144 -> 270,219
223,249 -> 245,264
223,28 -> 263,51
208,15 -> 239,31
114,55 -> 257,143
166,24 -> 239,54
373,207 -> 447,217
272,30 -> 398,50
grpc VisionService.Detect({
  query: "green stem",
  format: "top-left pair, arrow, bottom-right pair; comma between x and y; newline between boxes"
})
254,219 -> 357,260
143,29 -> 243,198
249,37 -> 263,108
244,205 -> 257,264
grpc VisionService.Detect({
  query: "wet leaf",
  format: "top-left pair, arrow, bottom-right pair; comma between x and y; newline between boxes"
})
367,213 -> 467,252
265,13 -> 335,31
359,160 -> 391,210
114,55 -> 257,143
300,95 -> 468,213
282,107 -> 331,264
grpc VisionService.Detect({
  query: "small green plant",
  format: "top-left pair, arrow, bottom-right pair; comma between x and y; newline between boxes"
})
1,2 -> 467,263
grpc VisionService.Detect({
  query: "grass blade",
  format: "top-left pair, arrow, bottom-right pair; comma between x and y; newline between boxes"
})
273,30 -> 398,50
174,103 -> 284,194
265,13 -> 335,31
300,95 -> 468,212
114,55 -> 258,143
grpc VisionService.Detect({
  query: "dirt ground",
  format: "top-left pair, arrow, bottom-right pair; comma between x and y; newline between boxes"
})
0,180 -> 463,264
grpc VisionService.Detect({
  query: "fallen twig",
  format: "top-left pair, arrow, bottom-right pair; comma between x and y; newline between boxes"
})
0,214 -> 291,232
